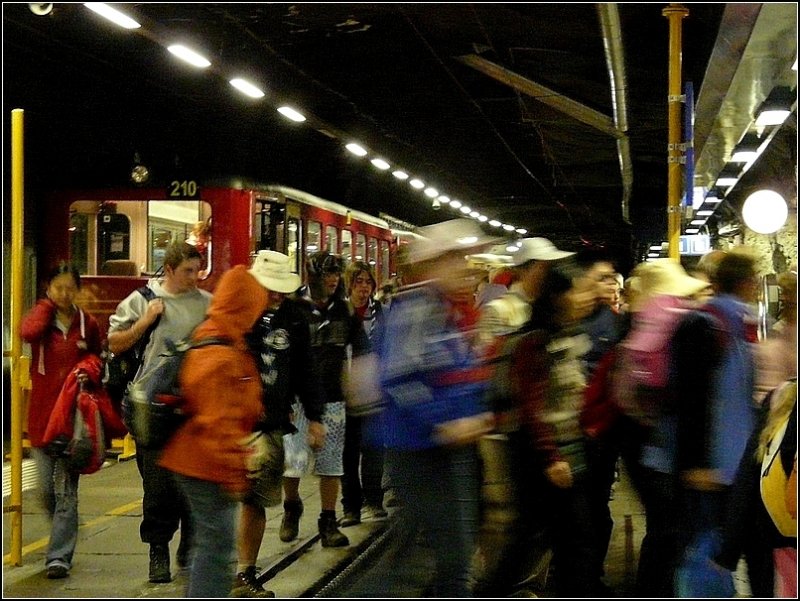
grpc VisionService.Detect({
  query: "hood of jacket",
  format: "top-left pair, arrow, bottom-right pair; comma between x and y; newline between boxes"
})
192,265 -> 268,349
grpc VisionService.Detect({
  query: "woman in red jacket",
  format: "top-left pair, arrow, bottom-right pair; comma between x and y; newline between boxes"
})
20,263 -> 102,580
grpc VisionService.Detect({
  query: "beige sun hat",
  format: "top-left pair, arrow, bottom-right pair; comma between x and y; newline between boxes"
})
510,237 -> 575,266
406,218 -> 501,264
248,250 -> 301,294
631,258 -> 710,311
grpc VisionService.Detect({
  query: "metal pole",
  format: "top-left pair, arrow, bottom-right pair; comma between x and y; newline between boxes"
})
663,4 -> 689,259
7,108 -> 25,565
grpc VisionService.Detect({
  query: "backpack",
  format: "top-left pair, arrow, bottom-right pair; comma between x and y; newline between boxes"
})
122,336 -> 230,448
103,286 -> 160,404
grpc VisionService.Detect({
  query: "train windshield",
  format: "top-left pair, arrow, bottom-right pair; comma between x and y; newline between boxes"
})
69,199 -> 212,277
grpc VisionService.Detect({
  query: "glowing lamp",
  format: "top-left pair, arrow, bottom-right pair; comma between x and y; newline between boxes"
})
742,190 -> 788,234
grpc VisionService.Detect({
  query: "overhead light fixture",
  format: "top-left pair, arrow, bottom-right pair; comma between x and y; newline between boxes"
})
437,195 -> 451,204
685,228 -> 700,234
409,179 -> 425,190
515,228 -> 527,235
370,158 -> 391,170
502,224 -> 516,232
488,220 -> 502,227
730,132 -> 762,163
470,211 -> 480,218
130,152 -> 149,184
229,78 -> 264,98
431,197 -> 441,210
460,206 -> 472,214
423,187 -> 438,198
696,210 -> 714,216
167,44 -> 211,68
754,86 -> 794,127
704,191 -> 723,204
742,189 -> 788,234
84,3 -> 140,29
277,106 -> 306,122
478,215 -> 488,222
449,200 -> 462,208
391,170 -> 409,180
715,165 -> 741,188
690,219 -> 705,226
345,143 -> 367,157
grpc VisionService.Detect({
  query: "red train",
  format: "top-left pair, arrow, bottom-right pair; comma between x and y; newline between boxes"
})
40,181 -> 400,335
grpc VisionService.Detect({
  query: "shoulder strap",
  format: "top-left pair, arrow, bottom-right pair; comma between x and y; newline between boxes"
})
190,337 -> 231,350
134,286 -> 161,355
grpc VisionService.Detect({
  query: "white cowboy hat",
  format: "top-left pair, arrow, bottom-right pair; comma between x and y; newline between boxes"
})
248,250 -> 302,294
406,218 -> 500,264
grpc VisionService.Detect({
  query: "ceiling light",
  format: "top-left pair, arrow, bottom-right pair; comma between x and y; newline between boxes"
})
690,219 -> 705,225
648,253 -> 660,258
478,215 -> 488,222
649,245 -> 662,251
423,187 -> 438,198
715,165 -> 741,188
515,228 -> 527,235
437,195 -> 450,204
392,170 -> 408,180
431,197 -> 441,210
409,179 -> 425,189
167,44 -> 211,68
229,78 -> 264,98
704,193 -> 722,204
502,224 -> 515,231
754,86 -> 794,127
730,133 -> 762,163
345,143 -> 368,157
277,106 -> 306,122
506,246 -> 520,253
84,3 -> 140,29
685,228 -> 700,234
489,220 -> 501,227
470,211 -> 480,218
449,200 -> 462,208
742,189 -> 788,234
696,210 -> 714,216
460,206 -> 471,214
371,158 -> 391,170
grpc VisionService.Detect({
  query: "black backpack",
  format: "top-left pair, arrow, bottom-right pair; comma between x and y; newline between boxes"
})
102,286 -> 160,404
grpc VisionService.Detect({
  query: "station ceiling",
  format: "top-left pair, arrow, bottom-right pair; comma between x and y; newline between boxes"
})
3,3 -> 797,269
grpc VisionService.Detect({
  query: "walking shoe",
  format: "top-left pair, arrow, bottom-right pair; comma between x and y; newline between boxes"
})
46,565 -> 69,579
231,566 -> 275,598
338,510 -> 361,527
318,513 -> 349,547
279,499 -> 303,542
362,504 -> 388,520
148,543 -> 171,583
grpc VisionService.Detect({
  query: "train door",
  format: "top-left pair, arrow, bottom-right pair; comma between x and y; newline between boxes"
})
253,196 -> 302,276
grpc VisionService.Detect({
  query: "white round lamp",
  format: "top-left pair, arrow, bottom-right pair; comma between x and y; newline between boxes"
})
741,189 -> 788,234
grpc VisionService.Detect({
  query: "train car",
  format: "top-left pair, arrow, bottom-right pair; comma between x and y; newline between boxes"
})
39,181 -> 398,336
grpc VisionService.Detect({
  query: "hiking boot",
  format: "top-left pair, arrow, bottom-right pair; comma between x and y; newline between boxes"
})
46,564 -> 69,579
148,543 -> 171,583
362,504 -> 388,520
231,566 -> 275,598
338,510 -> 361,527
279,499 -> 303,542
318,513 -> 349,547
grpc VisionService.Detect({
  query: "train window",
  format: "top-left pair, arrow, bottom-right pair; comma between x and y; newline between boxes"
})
325,225 -> 338,254
254,199 -> 286,253
341,230 -> 353,265
355,233 -> 367,261
380,240 -> 390,282
68,199 -> 211,276
287,218 -> 301,274
306,221 -> 322,253
368,237 -> 378,266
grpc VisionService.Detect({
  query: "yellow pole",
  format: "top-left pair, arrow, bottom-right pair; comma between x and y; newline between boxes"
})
7,108 -> 25,565
663,3 -> 688,260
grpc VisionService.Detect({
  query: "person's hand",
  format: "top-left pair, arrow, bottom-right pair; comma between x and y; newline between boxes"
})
144,298 -> 165,325
307,421 -> 326,451
545,461 -> 573,489
433,412 -> 494,447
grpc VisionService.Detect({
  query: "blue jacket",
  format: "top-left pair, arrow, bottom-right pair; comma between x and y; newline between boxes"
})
374,283 -> 488,450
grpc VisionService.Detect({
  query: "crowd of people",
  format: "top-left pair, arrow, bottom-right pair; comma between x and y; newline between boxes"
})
20,219 -> 797,597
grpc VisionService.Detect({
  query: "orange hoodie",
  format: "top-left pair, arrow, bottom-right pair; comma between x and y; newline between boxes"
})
159,265 -> 268,496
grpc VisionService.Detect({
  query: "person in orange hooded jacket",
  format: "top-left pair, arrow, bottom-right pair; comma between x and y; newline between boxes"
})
159,264 -> 271,598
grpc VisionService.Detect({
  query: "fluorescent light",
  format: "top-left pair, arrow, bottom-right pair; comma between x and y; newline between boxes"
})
437,195 -> 450,204
649,245 -> 662,251
515,228 -> 527,235
392,170 -> 409,180
478,215 -> 488,222
167,44 -> 211,68
371,158 -> 391,170
84,3 -> 141,29
460,206 -> 471,214
423,187 -> 438,198
754,86 -> 794,126
409,179 -> 425,189
730,133 -> 761,163
450,200 -> 462,208
489,220 -> 502,227
229,78 -> 264,98
648,253 -> 660,258
705,195 -> 722,204
690,220 -> 705,225
502,224 -> 515,231
716,177 -> 738,187
345,143 -> 368,157
277,106 -> 306,122
685,228 -> 700,234
697,210 -> 714,216
470,211 -> 480,218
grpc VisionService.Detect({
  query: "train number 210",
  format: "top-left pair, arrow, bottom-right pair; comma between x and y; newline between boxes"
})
168,179 -> 200,199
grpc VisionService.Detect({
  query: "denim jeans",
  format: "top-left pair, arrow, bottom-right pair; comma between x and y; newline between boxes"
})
135,446 -> 192,546
173,473 -> 238,598
32,447 -> 80,570
342,413 -> 386,512
385,445 -> 480,597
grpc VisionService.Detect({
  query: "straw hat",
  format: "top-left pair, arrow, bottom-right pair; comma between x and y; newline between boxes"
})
510,237 -> 575,266
406,218 -> 500,264
630,258 -> 709,311
248,250 -> 301,294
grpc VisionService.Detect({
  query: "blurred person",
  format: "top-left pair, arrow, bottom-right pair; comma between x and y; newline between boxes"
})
279,251 -> 370,547
508,259 -> 600,596
715,378 -> 797,598
671,247 -> 761,592
107,241 -> 211,583
754,270 -> 797,404
20,263 -> 103,579
232,251 -> 319,598
373,218 -> 496,596
340,261 -> 387,527
158,264 -> 272,598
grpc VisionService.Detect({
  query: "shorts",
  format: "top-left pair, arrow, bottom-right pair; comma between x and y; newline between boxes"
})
283,401 -> 346,478
244,431 -> 285,508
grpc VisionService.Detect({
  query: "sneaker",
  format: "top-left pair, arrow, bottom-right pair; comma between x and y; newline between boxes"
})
231,566 -> 275,598
148,543 -> 171,583
46,565 -> 69,579
338,510 -> 361,527
279,499 -> 303,542
362,504 -> 388,520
